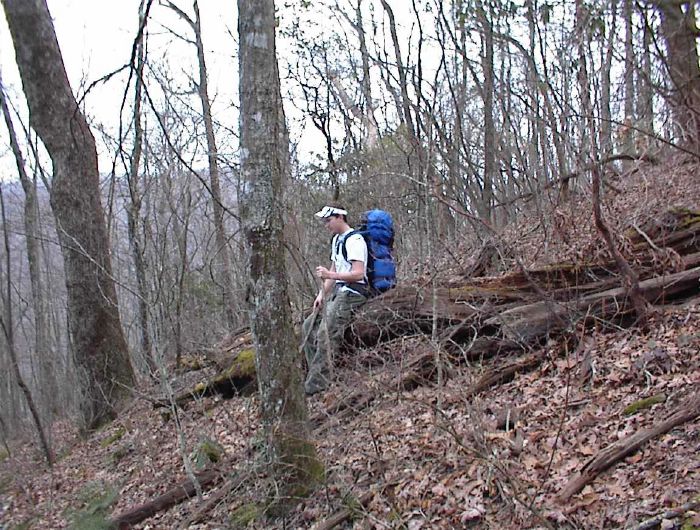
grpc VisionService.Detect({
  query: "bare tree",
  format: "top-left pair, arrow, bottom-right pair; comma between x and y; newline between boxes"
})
0,184 -> 52,464
2,0 -> 135,432
238,0 -> 320,514
576,0 -> 647,325
655,0 -> 700,151
125,2 -> 158,375
163,0 -> 237,330
0,72 -> 58,417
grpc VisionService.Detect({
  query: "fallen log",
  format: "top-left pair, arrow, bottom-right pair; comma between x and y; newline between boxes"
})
162,210 -> 700,406
557,391 -> 700,502
110,468 -> 223,529
490,266 -> 700,342
156,348 -> 257,409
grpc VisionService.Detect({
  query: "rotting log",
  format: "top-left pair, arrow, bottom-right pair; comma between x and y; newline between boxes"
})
489,266 -> 700,343
170,264 -> 700,407
557,391 -> 700,502
156,347 -> 257,409
110,468 -> 223,529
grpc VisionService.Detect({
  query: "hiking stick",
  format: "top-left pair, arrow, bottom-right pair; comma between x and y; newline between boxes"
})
299,305 -> 321,354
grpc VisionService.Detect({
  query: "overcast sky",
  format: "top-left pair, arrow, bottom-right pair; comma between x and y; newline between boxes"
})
0,0 -> 421,180
0,0 -> 239,178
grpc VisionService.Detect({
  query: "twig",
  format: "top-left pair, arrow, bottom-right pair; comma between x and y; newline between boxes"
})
299,306 -> 321,355
313,491 -> 374,530
632,223 -> 663,253
179,475 -> 243,529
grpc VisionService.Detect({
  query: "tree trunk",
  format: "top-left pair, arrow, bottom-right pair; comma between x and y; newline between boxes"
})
237,0 -> 320,515
478,2 -> 496,223
2,0 -> 135,432
0,71 -> 58,416
579,0 -> 647,326
125,2 -> 157,376
657,1 -> 700,151
192,0 -> 237,330
600,0 -> 617,156
637,15 -> 655,142
351,0 -> 379,149
622,0 -> 635,154
0,185 -> 53,464
165,0 -> 238,330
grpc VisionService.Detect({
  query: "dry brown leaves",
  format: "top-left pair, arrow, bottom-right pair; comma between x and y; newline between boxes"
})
2,158 -> 700,529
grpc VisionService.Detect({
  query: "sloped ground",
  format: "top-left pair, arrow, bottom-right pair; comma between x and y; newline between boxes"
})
1,157 -> 699,529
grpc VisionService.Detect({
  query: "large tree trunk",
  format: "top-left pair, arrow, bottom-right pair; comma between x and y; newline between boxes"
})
2,0 -> 135,432
237,0 -> 320,515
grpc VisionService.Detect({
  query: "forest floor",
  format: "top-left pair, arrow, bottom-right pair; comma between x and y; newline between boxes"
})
1,156 -> 700,529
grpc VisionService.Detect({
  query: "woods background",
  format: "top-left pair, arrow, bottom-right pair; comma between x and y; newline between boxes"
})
0,0 -> 697,444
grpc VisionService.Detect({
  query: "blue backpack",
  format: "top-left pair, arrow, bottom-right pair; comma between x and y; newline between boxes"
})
341,209 -> 397,296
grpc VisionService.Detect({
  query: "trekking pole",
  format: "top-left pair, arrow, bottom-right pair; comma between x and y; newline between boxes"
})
298,304 -> 321,355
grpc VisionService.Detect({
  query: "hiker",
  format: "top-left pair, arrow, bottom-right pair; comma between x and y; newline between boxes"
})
302,205 -> 368,395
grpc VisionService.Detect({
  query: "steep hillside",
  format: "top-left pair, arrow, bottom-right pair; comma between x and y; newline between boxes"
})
1,158 -> 699,529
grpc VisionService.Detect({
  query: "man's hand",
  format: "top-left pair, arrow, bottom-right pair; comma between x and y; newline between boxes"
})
313,291 -> 324,309
316,266 -> 335,280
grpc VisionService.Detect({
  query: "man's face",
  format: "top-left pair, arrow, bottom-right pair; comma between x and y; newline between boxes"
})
323,215 -> 343,234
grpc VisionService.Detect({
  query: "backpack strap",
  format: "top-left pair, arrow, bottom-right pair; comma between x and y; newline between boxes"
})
339,230 -> 361,262
330,234 -> 339,261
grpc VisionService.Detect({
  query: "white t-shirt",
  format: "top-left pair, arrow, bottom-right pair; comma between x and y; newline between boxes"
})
331,229 -> 368,290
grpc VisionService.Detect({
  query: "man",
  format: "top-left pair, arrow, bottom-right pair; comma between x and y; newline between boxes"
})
302,205 -> 368,395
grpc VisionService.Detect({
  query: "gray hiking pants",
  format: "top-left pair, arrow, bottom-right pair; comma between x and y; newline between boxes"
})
302,289 -> 366,394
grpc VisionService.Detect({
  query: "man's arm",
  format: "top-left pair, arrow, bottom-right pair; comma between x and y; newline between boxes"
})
313,263 -> 337,308
315,261 -> 364,283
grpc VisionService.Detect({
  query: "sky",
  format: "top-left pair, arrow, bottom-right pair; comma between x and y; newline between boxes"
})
0,0 -> 239,178
0,0 -> 422,181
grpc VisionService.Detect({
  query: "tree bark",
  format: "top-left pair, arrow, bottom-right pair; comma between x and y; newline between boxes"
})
238,0 -> 320,514
656,0 -> 700,151
2,0 -> 135,432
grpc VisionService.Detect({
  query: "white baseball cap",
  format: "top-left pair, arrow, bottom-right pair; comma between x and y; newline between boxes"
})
314,206 -> 348,219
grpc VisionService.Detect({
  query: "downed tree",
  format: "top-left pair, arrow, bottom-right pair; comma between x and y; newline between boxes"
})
155,346 -> 257,409
110,468 -> 224,529
557,391 -> 700,502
